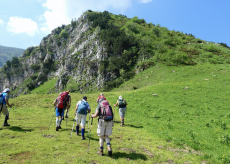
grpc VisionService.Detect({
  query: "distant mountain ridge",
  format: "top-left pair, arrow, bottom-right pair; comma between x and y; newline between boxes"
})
0,45 -> 24,67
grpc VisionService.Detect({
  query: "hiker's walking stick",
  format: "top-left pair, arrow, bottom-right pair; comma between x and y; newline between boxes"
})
48,108 -> 55,130
87,117 -> 93,153
88,114 -> 90,137
70,118 -> 75,139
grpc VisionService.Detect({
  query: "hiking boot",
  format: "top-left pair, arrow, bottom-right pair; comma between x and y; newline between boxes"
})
3,123 -> 10,126
65,114 -> 68,118
108,145 -> 112,156
75,132 -> 79,136
62,116 -> 64,120
58,126 -> 62,129
81,136 -> 86,140
56,127 -> 59,131
97,149 -> 103,156
108,150 -> 112,156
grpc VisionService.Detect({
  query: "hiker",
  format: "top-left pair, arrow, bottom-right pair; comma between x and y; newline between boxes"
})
63,91 -> 71,120
53,91 -> 69,131
91,99 -> 113,156
0,88 -> 12,128
114,96 -> 127,127
96,93 -> 106,104
75,96 -> 91,140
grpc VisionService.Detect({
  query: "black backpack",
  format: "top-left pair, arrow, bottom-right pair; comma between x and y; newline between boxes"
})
118,99 -> 126,108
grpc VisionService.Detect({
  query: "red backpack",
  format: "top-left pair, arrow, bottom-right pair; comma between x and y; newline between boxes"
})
100,100 -> 113,121
56,92 -> 69,109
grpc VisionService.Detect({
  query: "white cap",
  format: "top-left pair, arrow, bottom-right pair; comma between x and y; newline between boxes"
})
3,88 -> 10,92
100,93 -> 104,96
119,96 -> 122,99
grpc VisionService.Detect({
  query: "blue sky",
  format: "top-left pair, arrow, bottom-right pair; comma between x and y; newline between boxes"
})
0,0 -> 229,49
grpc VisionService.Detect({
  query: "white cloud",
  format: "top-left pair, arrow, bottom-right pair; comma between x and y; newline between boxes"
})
7,17 -> 39,36
41,0 -> 132,32
0,19 -> 4,26
139,0 -> 152,3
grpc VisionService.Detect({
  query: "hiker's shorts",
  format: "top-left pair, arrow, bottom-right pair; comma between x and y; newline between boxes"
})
119,107 -> 126,117
0,104 -> 8,115
56,108 -> 64,117
97,119 -> 113,136
75,113 -> 87,127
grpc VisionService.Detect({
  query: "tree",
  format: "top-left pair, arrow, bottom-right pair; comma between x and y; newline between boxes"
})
11,57 -> 20,68
6,60 -> 11,68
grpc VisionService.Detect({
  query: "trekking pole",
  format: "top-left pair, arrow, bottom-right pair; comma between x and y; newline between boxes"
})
88,114 -> 90,137
70,118 -> 75,139
48,108 -> 55,130
87,117 -> 93,153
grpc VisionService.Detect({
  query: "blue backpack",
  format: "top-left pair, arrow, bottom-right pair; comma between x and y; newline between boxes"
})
0,93 -> 3,105
77,101 -> 88,115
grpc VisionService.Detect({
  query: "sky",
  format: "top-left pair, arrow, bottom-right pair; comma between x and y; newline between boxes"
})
0,0 -> 229,50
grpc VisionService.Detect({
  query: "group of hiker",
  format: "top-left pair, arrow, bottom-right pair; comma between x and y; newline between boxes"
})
53,91 -> 127,156
0,88 -> 128,156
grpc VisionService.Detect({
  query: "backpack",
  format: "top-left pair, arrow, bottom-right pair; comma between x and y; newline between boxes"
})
99,100 -> 113,121
118,99 -> 126,108
0,93 -> 3,105
77,101 -> 88,115
56,92 -> 69,109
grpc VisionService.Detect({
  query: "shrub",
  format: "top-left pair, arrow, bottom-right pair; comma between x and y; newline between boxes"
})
131,16 -> 145,24
29,64 -> 40,71
60,29 -> 68,38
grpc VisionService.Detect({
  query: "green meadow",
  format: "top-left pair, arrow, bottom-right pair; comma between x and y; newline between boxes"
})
1,63 -> 230,163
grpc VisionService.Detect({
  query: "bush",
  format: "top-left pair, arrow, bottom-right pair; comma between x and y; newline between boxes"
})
60,29 -> 68,38
29,64 -> 40,71
131,16 -> 145,24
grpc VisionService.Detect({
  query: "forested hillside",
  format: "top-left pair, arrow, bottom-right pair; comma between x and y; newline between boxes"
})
0,45 -> 24,67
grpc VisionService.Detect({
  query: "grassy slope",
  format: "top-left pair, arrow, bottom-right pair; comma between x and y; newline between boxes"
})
2,63 -> 230,163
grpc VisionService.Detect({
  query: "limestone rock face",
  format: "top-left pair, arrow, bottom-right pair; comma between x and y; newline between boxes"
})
0,13 -> 111,97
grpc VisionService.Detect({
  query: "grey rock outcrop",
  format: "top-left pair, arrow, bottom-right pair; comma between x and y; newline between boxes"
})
0,13 -> 111,97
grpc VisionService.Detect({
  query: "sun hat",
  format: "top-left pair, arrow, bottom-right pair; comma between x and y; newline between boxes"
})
119,96 -> 123,99
3,88 -> 10,92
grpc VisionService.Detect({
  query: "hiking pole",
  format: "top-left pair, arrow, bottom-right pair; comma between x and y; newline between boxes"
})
88,114 -> 90,138
70,118 -> 75,139
48,108 -> 55,130
87,117 -> 93,153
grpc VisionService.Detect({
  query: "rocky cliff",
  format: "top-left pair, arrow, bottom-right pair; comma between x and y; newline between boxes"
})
0,13 -> 109,97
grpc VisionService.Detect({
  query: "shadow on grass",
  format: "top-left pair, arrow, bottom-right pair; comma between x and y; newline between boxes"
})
110,152 -> 147,161
9,126 -> 34,132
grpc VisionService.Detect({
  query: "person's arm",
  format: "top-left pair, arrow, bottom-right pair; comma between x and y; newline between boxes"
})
86,102 -> 91,113
91,111 -> 99,118
114,100 -> 118,107
125,99 -> 128,105
5,99 -> 12,108
53,98 -> 57,107
75,104 -> 78,115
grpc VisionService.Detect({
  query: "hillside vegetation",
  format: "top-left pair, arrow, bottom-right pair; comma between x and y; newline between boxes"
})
1,63 -> 230,163
1,11 -> 230,97
0,45 -> 24,68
